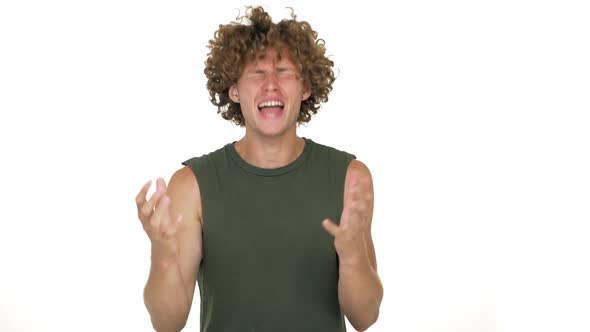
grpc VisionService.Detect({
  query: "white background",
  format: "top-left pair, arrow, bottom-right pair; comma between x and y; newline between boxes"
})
1,0 -> 589,331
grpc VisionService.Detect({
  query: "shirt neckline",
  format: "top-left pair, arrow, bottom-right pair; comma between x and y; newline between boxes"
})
226,137 -> 313,177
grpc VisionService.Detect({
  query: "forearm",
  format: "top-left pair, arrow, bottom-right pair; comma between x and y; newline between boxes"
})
144,258 -> 191,332
338,259 -> 383,331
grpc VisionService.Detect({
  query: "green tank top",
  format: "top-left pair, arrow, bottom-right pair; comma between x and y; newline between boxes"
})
181,137 -> 356,332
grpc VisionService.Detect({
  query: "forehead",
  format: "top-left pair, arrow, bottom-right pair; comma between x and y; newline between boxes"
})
246,47 -> 297,67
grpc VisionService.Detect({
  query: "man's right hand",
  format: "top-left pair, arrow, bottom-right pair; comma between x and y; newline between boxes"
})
135,177 -> 183,264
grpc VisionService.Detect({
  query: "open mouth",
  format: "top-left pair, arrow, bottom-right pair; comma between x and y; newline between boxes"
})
257,100 -> 285,111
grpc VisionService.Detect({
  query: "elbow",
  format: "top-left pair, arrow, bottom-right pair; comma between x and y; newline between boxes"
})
147,306 -> 188,332
146,307 -> 188,332
353,285 -> 383,331
350,309 -> 379,332
144,292 -> 188,332
150,318 -> 186,332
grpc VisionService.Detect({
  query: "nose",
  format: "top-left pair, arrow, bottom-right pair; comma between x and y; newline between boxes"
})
262,71 -> 279,91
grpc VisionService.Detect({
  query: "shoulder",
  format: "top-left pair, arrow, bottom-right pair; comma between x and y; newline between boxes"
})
344,159 -> 374,206
170,166 -> 199,189
346,159 -> 372,180
167,166 -> 202,223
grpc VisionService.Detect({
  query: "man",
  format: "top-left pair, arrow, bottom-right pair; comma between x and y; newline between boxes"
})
135,6 -> 383,332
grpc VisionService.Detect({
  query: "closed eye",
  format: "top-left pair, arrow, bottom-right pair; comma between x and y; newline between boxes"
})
277,68 -> 297,78
246,70 -> 266,80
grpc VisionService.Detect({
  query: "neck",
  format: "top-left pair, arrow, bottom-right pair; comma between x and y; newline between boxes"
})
234,131 -> 305,169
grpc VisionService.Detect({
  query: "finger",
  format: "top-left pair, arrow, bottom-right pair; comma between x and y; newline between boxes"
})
135,180 -> 152,207
339,207 -> 350,228
140,187 -> 164,220
345,170 -> 360,193
322,218 -> 340,237
151,194 -> 171,228
344,179 -> 362,211
156,177 -> 167,194
141,177 -> 167,216
158,205 -> 173,238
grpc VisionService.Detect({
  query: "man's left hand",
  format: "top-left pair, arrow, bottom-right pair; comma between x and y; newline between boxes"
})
322,169 -> 373,268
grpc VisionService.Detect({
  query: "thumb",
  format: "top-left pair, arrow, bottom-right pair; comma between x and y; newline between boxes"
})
322,218 -> 340,237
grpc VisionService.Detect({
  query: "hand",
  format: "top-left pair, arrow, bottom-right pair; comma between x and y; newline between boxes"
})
135,178 -> 183,263
322,170 -> 373,268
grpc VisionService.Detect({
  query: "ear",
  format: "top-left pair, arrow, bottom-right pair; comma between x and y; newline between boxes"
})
229,85 -> 240,103
302,84 -> 311,101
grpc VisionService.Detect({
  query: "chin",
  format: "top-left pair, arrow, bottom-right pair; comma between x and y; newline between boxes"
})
254,121 -> 295,138
257,127 -> 288,138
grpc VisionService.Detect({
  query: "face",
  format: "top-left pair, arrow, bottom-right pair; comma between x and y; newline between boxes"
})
230,47 -> 311,137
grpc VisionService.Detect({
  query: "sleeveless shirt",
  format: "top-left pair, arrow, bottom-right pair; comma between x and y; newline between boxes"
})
181,137 -> 356,332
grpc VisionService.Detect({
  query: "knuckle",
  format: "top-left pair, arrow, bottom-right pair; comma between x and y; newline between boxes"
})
150,216 -> 160,228
140,204 -> 152,217
166,227 -> 176,237
162,225 -> 175,238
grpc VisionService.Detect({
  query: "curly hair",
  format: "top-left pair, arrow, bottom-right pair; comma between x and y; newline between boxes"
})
204,6 -> 336,126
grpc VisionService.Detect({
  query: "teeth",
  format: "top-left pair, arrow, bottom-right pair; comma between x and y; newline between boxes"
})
258,100 -> 284,108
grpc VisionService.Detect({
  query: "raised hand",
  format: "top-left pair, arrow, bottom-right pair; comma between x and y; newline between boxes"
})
135,177 -> 184,263
322,167 -> 374,268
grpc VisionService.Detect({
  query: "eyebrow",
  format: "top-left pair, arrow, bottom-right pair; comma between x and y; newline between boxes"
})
245,68 -> 265,74
247,65 -> 295,72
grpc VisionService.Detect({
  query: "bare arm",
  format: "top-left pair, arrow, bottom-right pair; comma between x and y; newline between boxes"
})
136,167 -> 202,332
322,160 -> 384,331
338,239 -> 382,331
